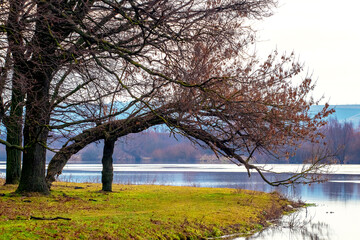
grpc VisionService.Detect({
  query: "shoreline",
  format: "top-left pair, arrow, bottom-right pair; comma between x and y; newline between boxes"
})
0,179 -> 300,239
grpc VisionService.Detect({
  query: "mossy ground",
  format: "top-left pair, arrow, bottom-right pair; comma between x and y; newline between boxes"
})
0,178 -> 297,239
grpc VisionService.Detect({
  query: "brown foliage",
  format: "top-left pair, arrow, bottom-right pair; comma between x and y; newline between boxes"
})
0,0 -> 333,191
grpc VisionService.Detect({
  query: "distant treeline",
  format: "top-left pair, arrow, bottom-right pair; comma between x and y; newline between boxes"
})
61,118 -> 360,164
286,118 -> 360,164
1,118 -> 358,164
67,130 -> 218,164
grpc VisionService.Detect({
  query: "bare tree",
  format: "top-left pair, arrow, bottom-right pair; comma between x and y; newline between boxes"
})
46,44 -> 333,188
0,0 -> 332,194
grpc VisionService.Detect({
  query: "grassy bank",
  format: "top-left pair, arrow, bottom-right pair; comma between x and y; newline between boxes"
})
0,179 -> 298,239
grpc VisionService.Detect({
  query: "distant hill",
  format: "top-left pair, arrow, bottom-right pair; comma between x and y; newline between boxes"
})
310,105 -> 360,125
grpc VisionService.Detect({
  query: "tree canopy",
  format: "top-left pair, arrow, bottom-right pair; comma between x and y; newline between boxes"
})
0,0 -> 332,193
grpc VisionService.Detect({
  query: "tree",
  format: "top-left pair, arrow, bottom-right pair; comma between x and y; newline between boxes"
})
0,0 -> 332,194
46,45 -> 333,188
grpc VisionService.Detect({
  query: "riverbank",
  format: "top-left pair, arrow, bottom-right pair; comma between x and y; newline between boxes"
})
0,179 -> 299,239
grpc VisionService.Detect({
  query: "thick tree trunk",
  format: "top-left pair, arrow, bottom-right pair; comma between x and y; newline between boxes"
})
5,125 -> 22,184
16,73 -> 51,194
16,136 -> 49,194
102,138 -> 116,192
5,0 -> 26,185
17,121 -> 50,193
5,84 -> 24,185
5,145 -> 22,184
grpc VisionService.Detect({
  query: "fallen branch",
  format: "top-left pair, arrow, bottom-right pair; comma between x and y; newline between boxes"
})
30,216 -> 71,221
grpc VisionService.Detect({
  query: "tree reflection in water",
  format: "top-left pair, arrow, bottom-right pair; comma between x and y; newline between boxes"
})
237,208 -> 333,240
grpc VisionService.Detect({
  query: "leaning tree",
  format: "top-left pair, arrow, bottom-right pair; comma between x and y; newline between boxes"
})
46,41 -> 333,190
0,0 -> 332,194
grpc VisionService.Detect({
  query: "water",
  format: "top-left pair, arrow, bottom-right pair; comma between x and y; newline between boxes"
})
1,163 -> 360,239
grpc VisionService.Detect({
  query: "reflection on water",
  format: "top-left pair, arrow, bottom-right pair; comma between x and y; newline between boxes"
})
238,207 -> 333,240
244,209 -> 331,239
1,164 -> 360,239
237,197 -> 360,240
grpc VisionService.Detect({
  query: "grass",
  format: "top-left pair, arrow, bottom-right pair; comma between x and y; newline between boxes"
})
0,178 -> 299,239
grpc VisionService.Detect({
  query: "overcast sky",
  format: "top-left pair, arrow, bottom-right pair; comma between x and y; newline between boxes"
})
255,0 -> 360,105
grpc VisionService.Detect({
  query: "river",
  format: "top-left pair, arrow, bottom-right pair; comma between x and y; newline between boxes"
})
1,163 -> 360,239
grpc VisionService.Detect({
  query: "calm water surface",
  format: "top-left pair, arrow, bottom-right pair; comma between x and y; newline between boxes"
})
1,163 -> 359,239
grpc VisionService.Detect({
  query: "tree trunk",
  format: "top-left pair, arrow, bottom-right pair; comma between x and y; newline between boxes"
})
16,136 -> 49,194
16,73 -> 50,194
102,138 -> 116,192
16,119 -> 50,194
5,83 -> 24,185
4,0 -> 27,185
5,144 -> 22,184
5,126 -> 22,184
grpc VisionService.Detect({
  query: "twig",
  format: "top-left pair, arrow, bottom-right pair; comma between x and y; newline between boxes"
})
30,216 -> 71,221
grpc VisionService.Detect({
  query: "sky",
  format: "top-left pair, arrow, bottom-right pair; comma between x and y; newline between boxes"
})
254,0 -> 360,105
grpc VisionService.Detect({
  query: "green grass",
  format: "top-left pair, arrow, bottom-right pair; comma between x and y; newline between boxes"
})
0,179 -> 298,239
